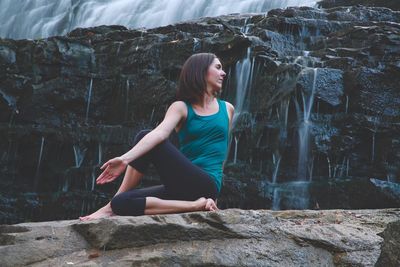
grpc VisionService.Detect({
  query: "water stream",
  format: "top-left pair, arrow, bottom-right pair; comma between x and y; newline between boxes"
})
34,137 -> 45,189
85,78 -> 93,124
0,0 -> 317,39
296,68 -> 318,181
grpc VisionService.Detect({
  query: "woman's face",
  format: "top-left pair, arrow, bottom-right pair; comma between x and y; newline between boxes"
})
206,58 -> 226,94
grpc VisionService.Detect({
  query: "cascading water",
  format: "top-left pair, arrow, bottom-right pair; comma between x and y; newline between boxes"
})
34,137 -> 45,189
0,0 -> 317,39
234,48 -> 254,124
73,144 -> 87,168
125,80 -> 130,121
97,142 -> 102,166
270,61 -> 320,209
296,68 -> 317,181
230,47 -> 255,164
85,78 -> 93,124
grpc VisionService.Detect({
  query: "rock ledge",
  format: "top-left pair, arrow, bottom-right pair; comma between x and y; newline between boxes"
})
1,208 -> 399,266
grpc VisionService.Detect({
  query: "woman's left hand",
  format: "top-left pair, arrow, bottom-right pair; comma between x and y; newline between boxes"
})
96,157 -> 128,184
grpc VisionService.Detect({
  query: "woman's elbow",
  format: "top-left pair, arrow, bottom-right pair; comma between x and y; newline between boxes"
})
152,128 -> 170,143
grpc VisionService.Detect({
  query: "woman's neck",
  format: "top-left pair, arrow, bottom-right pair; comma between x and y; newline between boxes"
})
195,93 -> 215,109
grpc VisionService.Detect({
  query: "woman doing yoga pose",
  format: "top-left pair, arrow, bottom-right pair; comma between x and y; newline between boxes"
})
80,53 -> 234,220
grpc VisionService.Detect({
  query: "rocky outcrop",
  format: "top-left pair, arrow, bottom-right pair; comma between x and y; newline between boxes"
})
376,220 -> 400,267
318,0 -> 400,11
1,2 -> 400,223
0,208 -> 399,266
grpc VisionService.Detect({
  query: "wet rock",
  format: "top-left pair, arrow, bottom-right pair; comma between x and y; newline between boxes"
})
1,209 -> 399,266
376,220 -> 400,267
297,67 -> 344,106
318,0 -> 400,11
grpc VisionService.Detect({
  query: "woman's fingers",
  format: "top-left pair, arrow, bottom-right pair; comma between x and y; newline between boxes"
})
100,160 -> 110,170
96,167 -> 113,184
96,162 -> 123,185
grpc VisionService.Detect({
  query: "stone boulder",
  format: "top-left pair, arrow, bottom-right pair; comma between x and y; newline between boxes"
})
0,208 -> 399,266
376,220 -> 400,267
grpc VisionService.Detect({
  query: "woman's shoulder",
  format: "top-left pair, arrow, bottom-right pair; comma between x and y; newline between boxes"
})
223,100 -> 234,110
169,101 -> 188,116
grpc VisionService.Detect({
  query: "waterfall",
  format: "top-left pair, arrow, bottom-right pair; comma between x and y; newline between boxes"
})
91,170 -> 96,191
35,137 -> 45,177
193,38 -> 201,52
34,137 -> 45,189
98,142 -> 102,166
271,152 -> 281,184
0,0 -> 317,39
271,97 -> 291,184
233,136 -> 239,164
125,79 -> 130,121
62,177 -> 69,193
233,47 -> 255,128
371,132 -> 376,162
73,144 -> 87,168
85,78 -> 93,124
369,116 -> 379,162
272,188 -> 280,210
296,68 -> 317,181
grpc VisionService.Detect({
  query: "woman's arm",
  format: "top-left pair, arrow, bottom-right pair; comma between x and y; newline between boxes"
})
96,101 -> 187,184
120,101 -> 186,163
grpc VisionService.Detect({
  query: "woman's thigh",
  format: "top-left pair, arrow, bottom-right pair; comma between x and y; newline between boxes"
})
150,140 -> 217,200
128,130 -> 217,200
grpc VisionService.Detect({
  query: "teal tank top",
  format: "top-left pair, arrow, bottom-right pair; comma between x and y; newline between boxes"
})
178,99 -> 229,192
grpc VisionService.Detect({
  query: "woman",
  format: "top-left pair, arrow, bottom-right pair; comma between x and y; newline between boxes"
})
80,53 -> 234,220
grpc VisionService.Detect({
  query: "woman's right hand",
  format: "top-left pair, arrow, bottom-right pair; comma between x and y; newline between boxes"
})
96,157 -> 128,185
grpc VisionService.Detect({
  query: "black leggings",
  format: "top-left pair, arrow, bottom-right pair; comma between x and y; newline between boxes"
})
110,130 -> 218,216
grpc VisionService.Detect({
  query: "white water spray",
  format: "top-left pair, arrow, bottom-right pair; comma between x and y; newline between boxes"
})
0,0 -> 317,39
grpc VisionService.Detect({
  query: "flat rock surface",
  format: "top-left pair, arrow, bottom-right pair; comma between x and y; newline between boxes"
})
0,208 -> 399,266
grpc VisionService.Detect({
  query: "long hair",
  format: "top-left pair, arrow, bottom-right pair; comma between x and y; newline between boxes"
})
176,53 -> 217,104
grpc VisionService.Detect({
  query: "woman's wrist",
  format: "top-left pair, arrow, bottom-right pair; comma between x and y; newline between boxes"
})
119,155 -> 130,165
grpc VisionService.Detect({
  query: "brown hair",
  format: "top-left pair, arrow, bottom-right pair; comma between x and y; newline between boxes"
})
176,53 -> 217,104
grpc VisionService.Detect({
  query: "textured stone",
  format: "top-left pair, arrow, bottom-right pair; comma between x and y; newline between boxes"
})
0,209 -> 399,266
375,220 -> 400,267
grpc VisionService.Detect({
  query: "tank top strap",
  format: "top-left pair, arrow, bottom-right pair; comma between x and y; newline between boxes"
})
217,99 -> 228,119
184,101 -> 195,121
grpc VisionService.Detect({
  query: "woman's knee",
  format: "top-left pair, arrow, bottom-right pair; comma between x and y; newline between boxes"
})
110,195 -> 124,215
110,193 -> 146,216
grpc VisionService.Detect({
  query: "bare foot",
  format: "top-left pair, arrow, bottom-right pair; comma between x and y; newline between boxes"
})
79,203 -> 115,221
193,197 -> 208,211
193,197 -> 218,212
205,198 -> 219,211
